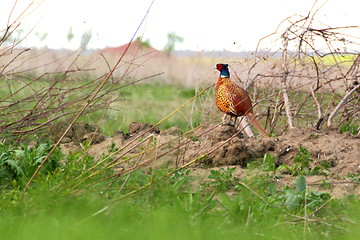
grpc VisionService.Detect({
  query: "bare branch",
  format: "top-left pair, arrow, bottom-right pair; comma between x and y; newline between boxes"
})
327,84 -> 360,127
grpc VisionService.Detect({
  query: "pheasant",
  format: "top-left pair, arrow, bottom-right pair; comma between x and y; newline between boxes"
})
215,63 -> 269,137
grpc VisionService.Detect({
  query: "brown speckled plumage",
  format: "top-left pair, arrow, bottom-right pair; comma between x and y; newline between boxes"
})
216,77 -> 252,117
215,63 -> 269,137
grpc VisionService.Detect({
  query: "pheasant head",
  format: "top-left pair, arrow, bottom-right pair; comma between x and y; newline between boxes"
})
216,63 -> 230,78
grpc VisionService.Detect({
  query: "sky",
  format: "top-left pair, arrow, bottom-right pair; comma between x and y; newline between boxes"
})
0,0 -> 359,51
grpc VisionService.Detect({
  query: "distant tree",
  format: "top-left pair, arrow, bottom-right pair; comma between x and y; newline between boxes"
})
67,27 -> 74,43
135,36 -> 152,48
15,29 -> 24,41
163,32 -> 183,54
2,28 -> 24,43
80,30 -> 92,49
1,29 -> 16,43
35,32 -> 48,42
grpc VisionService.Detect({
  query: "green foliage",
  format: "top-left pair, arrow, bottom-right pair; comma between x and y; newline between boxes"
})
346,172 -> 360,183
278,147 -> 327,176
0,140 -> 358,240
205,168 -> 238,192
262,153 -> 277,174
0,141 -> 62,188
292,146 -> 314,175
80,30 -> 92,49
0,28 -> 24,43
339,121 -> 359,135
35,32 -> 48,42
321,53 -> 357,66
261,149 -> 329,177
163,32 -> 184,54
135,36 -> 152,48
283,176 -> 330,211
67,27 -> 74,43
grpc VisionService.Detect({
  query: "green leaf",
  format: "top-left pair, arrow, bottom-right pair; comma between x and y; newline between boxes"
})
218,192 -> 233,209
309,166 -> 320,175
172,176 -> 189,192
5,159 -> 24,176
284,190 -> 302,210
36,143 -> 48,156
295,176 -> 306,194
13,149 -> 25,158
33,156 -> 46,165
263,153 -> 276,172
208,170 -> 219,179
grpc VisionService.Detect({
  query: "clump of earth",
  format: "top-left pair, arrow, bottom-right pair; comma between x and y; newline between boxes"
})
52,121 -> 360,197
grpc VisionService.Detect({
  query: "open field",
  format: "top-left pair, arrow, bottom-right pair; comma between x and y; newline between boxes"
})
1,75 -> 359,239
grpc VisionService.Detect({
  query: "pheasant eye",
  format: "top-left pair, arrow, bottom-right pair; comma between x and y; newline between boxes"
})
216,64 -> 223,70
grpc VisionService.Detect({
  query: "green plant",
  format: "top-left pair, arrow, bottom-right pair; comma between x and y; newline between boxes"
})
283,176 -> 331,211
339,121 -> 359,135
262,153 -> 277,174
0,148 -> 22,186
346,172 -> 360,183
108,142 -> 119,153
279,147 -> 327,176
0,142 -> 62,188
203,168 -> 239,192
171,169 -> 191,192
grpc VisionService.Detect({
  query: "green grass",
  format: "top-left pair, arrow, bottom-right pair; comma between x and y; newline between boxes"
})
2,200 -> 354,240
1,140 -> 359,240
92,83 -> 208,134
0,172 -> 358,240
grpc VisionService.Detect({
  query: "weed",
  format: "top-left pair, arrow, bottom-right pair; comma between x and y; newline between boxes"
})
204,167 -> 238,192
262,153 -> 277,174
278,146 -> 327,176
0,150 -> 356,240
189,134 -> 200,142
320,179 -> 333,190
346,173 -> 360,183
0,142 -> 62,188
339,121 -> 359,135
108,142 -> 118,153
171,169 -> 191,192
319,160 -> 332,170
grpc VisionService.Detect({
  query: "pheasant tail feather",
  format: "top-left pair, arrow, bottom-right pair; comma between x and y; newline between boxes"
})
246,113 -> 269,137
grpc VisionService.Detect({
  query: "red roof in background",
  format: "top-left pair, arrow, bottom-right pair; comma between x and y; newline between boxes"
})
100,39 -> 161,55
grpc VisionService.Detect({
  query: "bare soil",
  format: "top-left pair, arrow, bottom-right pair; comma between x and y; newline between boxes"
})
55,121 -> 360,197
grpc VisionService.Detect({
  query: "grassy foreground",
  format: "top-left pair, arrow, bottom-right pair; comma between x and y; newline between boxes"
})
1,198 -> 358,240
0,140 -> 359,240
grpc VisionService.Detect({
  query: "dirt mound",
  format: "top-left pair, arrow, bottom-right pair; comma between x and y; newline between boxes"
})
49,121 -> 105,144
59,121 -> 360,197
